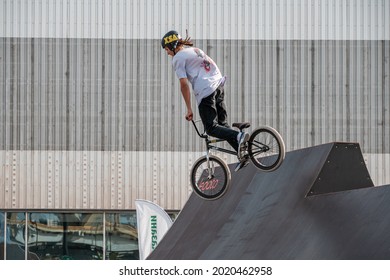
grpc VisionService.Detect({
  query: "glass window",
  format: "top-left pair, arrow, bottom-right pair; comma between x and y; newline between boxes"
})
105,212 -> 139,260
0,212 -> 4,259
28,213 -> 103,260
6,212 -> 26,260
0,210 -> 178,260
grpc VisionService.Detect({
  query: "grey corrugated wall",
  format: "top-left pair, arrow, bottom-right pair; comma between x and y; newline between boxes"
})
0,0 -> 389,210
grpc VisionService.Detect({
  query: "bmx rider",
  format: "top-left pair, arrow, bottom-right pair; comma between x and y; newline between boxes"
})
161,30 -> 249,171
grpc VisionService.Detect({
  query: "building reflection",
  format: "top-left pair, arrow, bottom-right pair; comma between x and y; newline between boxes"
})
0,212 -> 142,260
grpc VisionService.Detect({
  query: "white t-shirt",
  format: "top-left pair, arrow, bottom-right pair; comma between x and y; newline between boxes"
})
172,47 -> 224,105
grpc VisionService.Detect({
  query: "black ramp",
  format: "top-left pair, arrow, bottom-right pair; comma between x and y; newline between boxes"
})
148,142 -> 389,259
307,143 -> 373,196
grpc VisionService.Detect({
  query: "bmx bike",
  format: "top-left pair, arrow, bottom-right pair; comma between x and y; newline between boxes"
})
190,120 -> 285,200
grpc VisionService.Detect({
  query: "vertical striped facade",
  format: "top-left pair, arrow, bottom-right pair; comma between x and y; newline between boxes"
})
0,0 -> 389,210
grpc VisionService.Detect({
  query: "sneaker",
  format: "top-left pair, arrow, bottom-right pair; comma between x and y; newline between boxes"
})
238,132 -> 249,147
234,158 -> 250,172
237,132 -> 250,159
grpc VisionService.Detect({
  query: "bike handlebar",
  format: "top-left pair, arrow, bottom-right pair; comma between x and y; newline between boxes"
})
191,120 -> 208,139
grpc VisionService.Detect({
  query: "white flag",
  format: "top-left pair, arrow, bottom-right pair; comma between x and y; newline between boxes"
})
135,199 -> 173,260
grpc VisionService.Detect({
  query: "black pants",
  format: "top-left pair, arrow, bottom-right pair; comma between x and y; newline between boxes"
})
198,88 -> 239,151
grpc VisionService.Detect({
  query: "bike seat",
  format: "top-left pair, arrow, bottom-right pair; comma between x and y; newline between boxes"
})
232,122 -> 251,130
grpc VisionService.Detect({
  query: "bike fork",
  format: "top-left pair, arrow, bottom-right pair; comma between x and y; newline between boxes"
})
205,150 -> 214,179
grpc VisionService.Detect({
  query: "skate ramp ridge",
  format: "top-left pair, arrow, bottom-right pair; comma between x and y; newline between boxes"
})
148,142 -> 390,259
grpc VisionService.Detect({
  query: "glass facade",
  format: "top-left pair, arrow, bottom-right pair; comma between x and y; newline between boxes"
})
105,213 -> 138,260
27,213 -> 103,260
0,211 -> 177,260
0,213 -> 4,259
5,213 -> 27,260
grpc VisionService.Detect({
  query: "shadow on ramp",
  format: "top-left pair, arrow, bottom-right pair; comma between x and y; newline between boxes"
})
148,142 -> 390,260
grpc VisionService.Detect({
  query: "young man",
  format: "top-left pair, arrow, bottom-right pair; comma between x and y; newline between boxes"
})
161,30 -> 249,171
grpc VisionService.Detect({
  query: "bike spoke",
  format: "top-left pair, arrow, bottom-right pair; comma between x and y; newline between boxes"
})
248,128 -> 284,171
251,141 -> 279,156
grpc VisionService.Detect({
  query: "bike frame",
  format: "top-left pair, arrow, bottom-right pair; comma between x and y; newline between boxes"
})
191,120 -> 237,157
191,119 -> 275,161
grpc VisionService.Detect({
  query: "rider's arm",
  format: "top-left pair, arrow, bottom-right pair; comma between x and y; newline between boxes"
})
179,78 -> 193,121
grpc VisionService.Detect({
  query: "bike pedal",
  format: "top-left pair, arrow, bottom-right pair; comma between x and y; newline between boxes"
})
234,159 -> 249,172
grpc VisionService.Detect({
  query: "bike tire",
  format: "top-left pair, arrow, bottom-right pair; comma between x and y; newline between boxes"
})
248,126 -> 285,172
190,155 -> 231,200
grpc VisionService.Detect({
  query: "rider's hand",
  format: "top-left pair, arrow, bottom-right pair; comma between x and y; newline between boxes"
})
185,110 -> 193,121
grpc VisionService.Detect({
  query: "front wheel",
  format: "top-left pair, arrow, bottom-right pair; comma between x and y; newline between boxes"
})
190,155 -> 231,200
248,126 -> 285,172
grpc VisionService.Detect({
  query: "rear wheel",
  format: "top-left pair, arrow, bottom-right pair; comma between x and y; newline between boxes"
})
190,155 -> 231,200
248,126 -> 285,171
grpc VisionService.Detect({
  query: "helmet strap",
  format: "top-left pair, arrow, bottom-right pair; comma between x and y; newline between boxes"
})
172,42 -> 180,55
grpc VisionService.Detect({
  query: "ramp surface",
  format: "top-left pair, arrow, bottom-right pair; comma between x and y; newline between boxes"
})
148,142 -> 390,259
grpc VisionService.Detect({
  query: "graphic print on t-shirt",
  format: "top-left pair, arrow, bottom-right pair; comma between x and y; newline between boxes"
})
194,48 -> 211,72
